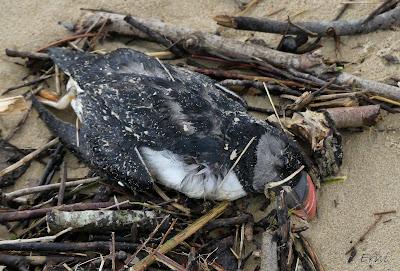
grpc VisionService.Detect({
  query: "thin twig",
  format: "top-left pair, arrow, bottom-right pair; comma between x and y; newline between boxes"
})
131,201 -> 229,271
57,161 -> 67,206
0,138 -> 59,178
122,215 -> 170,270
4,177 -> 99,201
263,83 -> 284,130
0,227 -> 72,245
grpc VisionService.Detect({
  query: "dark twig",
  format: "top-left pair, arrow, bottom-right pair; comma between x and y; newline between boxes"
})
57,161 -> 67,206
124,16 -> 184,57
79,11 -> 400,100
214,6 -> 400,36
0,242 -> 137,253
0,200 -> 131,223
219,79 -> 302,96
5,48 -> 50,60
38,143 -> 65,186
333,0 -> 353,21
2,75 -> 52,95
345,211 -> 397,256
204,214 -> 252,231
363,0 -> 399,24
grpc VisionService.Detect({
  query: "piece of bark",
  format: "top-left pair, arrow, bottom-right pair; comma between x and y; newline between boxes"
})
260,231 -> 279,271
77,11 -> 400,101
46,210 -> 156,233
214,6 -> 400,36
268,110 -> 343,178
325,105 -> 381,129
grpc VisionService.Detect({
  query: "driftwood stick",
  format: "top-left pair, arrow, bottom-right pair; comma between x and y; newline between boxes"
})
46,210 -> 156,232
3,177 -> 99,201
5,48 -> 50,60
77,11 -> 400,101
0,201 -> 133,223
0,138 -> 59,179
124,16 -> 184,57
219,79 -> 302,96
0,227 -> 72,245
77,11 -> 321,71
214,6 -> 400,36
325,105 -> 381,128
131,201 -> 229,271
0,241 -> 137,253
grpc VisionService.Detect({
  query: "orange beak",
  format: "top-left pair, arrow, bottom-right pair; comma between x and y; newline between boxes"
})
293,174 -> 317,220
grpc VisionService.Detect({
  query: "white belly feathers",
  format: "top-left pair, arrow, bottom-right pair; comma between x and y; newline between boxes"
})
140,147 -> 246,200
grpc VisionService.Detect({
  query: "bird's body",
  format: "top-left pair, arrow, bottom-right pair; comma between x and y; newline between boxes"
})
34,48 -> 315,213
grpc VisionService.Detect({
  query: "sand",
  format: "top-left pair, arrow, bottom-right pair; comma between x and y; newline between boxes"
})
0,1 -> 399,270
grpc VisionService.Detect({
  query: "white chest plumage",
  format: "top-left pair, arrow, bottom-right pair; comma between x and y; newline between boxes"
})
140,147 -> 246,200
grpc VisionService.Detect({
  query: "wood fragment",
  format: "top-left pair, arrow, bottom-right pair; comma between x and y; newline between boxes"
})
46,210 -> 156,232
0,227 -> 72,245
298,233 -> 325,271
78,11 -> 400,100
78,11 -> 321,71
260,231 -> 279,271
0,241 -> 137,253
57,161 -> 67,206
0,96 -> 28,114
153,184 -> 190,215
5,48 -> 50,60
345,215 -> 384,255
204,213 -> 252,231
122,215 -> 170,269
373,210 -> 396,216
0,200 -> 133,223
325,105 -> 381,128
3,177 -> 99,201
131,201 -> 229,271
214,6 -> 400,36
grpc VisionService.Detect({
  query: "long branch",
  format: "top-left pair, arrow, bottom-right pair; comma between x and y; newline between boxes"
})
214,6 -> 400,36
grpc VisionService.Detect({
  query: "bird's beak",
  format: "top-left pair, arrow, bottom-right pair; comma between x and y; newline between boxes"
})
290,172 -> 317,220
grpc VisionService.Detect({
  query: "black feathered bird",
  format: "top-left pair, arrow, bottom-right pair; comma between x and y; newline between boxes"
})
34,48 -> 317,219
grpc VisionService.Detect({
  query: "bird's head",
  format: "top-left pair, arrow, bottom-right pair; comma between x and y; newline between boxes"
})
251,131 -> 317,220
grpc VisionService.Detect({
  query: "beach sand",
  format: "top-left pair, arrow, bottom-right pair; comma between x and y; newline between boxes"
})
0,1 -> 399,270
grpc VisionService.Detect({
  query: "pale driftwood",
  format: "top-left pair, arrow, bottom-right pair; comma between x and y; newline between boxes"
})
77,11 -> 400,101
260,231 -> 279,271
325,105 -> 381,128
214,6 -> 400,36
0,227 -> 72,245
46,210 -> 156,232
3,177 -> 99,201
77,11 -> 321,71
